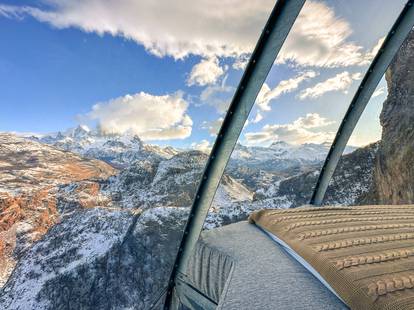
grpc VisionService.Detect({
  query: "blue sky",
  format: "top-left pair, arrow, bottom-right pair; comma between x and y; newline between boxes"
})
0,0 -> 407,149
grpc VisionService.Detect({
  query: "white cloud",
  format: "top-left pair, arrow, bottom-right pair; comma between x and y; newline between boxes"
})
232,55 -> 249,70
200,82 -> 234,114
372,86 -> 386,98
0,1 -> 269,59
364,37 -> 386,62
191,139 -> 211,153
299,71 -> 362,100
245,113 -> 334,145
278,1 -> 371,67
202,117 -> 224,136
252,112 -> 263,124
256,71 -> 318,112
81,91 -> 192,140
0,1 -> 379,66
292,113 -> 334,128
187,57 -> 224,86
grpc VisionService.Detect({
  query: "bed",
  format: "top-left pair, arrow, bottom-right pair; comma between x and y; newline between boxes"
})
181,221 -> 347,309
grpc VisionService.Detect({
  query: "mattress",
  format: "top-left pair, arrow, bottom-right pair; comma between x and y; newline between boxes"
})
183,221 -> 347,309
262,227 -> 344,302
249,205 -> 414,310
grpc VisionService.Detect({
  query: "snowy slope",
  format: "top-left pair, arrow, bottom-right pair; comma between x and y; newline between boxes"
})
32,125 -> 179,167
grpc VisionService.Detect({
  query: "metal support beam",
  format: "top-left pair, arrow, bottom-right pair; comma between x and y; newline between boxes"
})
163,0 -> 306,308
310,0 -> 414,206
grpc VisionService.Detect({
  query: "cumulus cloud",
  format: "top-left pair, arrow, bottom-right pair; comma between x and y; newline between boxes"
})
0,0 -> 379,67
81,91 -> 192,140
256,71 -> 317,112
278,1 -> 370,67
191,139 -> 211,153
364,37 -> 386,62
200,82 -> 234,114
0,1 -> 269,59
187,57 -> 224,86
232,55 -> 250,70
252,112 -> 263,124
298,71 -> 362,100
245,113 -> 335,145
372,86 -> 386,98
292,113 -> 334,128
202,117 -> 224,136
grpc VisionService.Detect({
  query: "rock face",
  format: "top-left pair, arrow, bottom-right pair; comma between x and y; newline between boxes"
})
0,207 -> 185,310
256,143 -> 378,208
370,30 -> 414,204
0,134 -> 116,287
324,143 -> 379,206
107,150 -> 253,210
0,137 -> 254,309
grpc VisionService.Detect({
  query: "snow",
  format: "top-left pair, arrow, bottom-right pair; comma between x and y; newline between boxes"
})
1,208 -> 132,309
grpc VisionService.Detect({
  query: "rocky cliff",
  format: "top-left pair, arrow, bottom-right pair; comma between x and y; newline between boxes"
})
0,136 -> 254,309
370,30 -> 414,204
0,134 -> 116,287
252,142 -> 378,208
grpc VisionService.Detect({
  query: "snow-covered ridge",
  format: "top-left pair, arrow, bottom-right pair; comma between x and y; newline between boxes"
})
30,125 -> 355,169
29,125 -> 179,167
0,132 -> 375,309
232,141 -> 355,162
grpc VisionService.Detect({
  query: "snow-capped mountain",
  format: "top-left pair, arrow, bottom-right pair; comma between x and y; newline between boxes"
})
0,134 -> 254,309
31,125 -> 178,167
0,132 -> 376,309
0,133 -> 116,287
0,127 -> 366,310
232,141 -> 330,162
232,141 -> 355,166
34,125 -> 354,171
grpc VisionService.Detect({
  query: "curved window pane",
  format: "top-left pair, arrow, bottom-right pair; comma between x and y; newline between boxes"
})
206,0 -> 406,228
0,1 -> 410,309
325,29 -> 414,206
0,1 -> 272,308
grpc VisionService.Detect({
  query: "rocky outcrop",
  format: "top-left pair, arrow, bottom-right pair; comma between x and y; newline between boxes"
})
370,30 -> 414,204
0,134 -> 116,287
105,150 -> 253,214
270,143 -> 378,208
325,143 -> 379,205
0,206 -> 187,310
0,143 -> 254,309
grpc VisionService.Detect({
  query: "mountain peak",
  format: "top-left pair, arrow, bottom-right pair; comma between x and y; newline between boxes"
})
72,125 -> 91,138
269,140 -> 291,148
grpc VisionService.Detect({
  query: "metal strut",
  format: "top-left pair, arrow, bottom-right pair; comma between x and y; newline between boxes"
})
163,0 -> 306,308
310,0 -> 414,206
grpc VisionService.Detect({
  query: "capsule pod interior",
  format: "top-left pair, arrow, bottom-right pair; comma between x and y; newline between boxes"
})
159,1 -> 414,309
2,1 -> 414,310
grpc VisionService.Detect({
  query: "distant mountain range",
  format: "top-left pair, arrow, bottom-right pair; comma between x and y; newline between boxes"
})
0,127 -> 373,309
29,124 -> 356,170
0,129 -> 374,309
30,126 -> 178,168
3,28 -> 414,310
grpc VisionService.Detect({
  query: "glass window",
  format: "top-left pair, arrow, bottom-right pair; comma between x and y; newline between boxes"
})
0,0 -> 273,308
325,28 -> 414,206
0,1 -> 410,309
206,0 -> 406,228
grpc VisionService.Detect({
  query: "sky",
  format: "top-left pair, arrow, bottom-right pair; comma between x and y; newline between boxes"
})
0,0 -> 407,150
